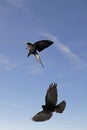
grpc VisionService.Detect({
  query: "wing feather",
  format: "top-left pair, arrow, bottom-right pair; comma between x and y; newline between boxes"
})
34,40 -> 53,52
32,110 -> 53,122
45,83 -> 57,106
55,100 -> 66,113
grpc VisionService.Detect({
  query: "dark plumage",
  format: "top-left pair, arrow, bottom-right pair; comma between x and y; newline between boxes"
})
32,83 -> 66,122
26,40 -> 53,67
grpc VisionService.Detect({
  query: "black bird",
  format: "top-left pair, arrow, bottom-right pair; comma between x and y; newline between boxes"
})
26,40 -> 53,67
32,83 -> 66,122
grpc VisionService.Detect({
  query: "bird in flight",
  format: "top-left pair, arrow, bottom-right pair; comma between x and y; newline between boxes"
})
26,40 -> 53,67
32,83 -> 66,122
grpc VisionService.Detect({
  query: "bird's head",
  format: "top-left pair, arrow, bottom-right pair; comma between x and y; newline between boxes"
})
26,42 -> 33,50
26,42 -> 32,46
42,105 -> 45,109
42,105 -> 47,110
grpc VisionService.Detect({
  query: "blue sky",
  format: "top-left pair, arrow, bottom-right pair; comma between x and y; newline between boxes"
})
0,0 -> 87,129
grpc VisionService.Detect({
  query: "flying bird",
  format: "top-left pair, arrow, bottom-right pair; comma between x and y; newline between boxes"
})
26,40 -> 53,67
32,83 -> 66,122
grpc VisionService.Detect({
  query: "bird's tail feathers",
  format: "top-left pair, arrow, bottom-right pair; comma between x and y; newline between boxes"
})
55,100 -> 66,113
35,53 -> 44,67
27,52 -> 31,57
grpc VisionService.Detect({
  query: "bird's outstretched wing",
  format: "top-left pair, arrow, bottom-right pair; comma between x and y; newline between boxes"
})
34,40 -> 53,52
55,100 -> 66,113
32,110 -> 53,122
45,83 -> 57,106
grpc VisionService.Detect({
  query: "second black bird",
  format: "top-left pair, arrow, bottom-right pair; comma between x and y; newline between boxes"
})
32,83 -> 66,122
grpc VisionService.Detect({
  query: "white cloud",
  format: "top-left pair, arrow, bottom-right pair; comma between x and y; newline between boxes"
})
6,0 -> 24,8
0,102 -> 23,108
0,54 -> 19,70
40,32 -> 86,68
27,63 -> 44,76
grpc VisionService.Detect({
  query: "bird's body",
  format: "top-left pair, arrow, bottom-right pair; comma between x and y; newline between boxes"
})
32,83 -> 66,122
26,40 -> 53,67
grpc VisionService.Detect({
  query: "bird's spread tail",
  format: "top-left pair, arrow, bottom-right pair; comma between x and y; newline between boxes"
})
35,53 -> 44,67
55,100 -> 66,113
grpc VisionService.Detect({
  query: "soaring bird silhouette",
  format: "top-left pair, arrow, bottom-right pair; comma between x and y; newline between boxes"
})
26,40 -> 53,67
32,83 -> 66,122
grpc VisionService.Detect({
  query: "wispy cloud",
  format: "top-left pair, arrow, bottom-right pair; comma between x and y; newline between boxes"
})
40,32 -> 86,68
0,102 -> 23,108
0,54 -> 19,70
5,0 -> 32,16
6,0 -> 24,8
27,63 -> 44,76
